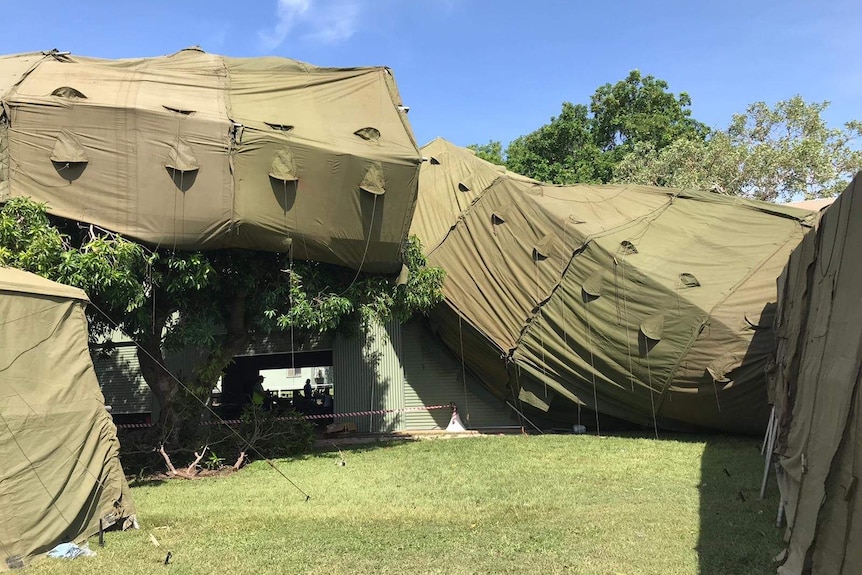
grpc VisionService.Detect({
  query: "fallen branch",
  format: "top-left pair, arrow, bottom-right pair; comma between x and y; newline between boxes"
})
157,444 -> 178,476
156,444 -> 209,479
185,446 -> 209,475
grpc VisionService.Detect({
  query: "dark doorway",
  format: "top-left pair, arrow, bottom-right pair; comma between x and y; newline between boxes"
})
220,350 -> 333,419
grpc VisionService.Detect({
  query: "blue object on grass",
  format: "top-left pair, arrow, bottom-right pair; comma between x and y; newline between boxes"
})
47,542 -> 96,559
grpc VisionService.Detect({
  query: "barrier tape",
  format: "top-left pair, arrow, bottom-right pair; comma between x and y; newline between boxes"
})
115,403 -> 454,430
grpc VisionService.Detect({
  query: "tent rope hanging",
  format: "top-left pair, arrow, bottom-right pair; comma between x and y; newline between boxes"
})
458,314 -> 470,426
646,346 -> 659,440
533,256 -> 549,399
336,192 -> 379,298
282,179 -> 297,380
584,296 -> 601,436
616,252 -> 636,392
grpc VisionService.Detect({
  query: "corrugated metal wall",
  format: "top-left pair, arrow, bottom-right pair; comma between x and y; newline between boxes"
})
332,320 -> 405,432
401,320 -> 516,430
91,344 -> 153,415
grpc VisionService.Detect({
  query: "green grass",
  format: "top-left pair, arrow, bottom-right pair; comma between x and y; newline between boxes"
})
28,434 -> 783,575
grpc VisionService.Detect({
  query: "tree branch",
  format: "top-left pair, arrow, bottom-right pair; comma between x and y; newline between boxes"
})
157,444 -> 178,476
185,445 -> 209,475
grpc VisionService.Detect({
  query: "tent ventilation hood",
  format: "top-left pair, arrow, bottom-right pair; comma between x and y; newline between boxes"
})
165,139 -> 199,172
269,148 -> 299,182
50,130 -> 88,164
354,127 -> 380,141
359,162 -> 386,195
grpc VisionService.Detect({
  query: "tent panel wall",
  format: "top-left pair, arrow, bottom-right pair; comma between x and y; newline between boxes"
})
0,49 -> 421,273
415,139 -> 817,434
0,268 -> 135,570
770,174 -> 862,574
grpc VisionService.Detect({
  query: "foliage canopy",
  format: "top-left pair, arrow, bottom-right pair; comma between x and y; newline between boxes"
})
0,197 -> 445,425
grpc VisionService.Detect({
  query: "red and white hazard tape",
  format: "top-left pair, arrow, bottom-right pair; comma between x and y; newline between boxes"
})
301,404 -> 452,420
115,403 -> 453,429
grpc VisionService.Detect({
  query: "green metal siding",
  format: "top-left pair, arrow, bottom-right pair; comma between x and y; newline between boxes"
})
402,320 -> 516,430
332,320 -> 405,432
91,344 -> 153,415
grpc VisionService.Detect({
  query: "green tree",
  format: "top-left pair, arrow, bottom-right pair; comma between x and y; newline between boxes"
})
503,70 -> 707,184
505,103 -> 605,183
0,198 -> 445,433
466,140 -> 504,165
614,96 -> 862,201
590,70 -> 708,153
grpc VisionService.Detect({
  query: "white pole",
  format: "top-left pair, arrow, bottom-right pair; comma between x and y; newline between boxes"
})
760,413 -> 778,499
761,406 -> 775,455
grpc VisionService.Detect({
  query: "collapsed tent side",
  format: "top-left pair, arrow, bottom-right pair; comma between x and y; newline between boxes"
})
419,139 -> 815,434
512,186 -> 809,434
770,174 -> 862,574
0,268 -> 135,570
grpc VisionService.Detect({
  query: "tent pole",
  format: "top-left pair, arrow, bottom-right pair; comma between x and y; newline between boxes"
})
761,406 -> 775,455
505,401 -> 543,434
760,413 -> 778,499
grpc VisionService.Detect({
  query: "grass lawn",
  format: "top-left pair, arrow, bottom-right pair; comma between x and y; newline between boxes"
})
28,434 -> 783,575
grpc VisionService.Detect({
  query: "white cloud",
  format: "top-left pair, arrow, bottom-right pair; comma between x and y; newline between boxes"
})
258,0 -> 360,50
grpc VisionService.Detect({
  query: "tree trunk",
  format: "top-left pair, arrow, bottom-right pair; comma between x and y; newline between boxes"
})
192,288 -> 253,392
135,288 -> 253,441
134,303 -> 177,429
137,334 -> 177,428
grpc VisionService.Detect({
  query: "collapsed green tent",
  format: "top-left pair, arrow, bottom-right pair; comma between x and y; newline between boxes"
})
0,48 -> 420,273
769,175 -> 861,574
415,139 -> 815,434
0,267 -> 136,570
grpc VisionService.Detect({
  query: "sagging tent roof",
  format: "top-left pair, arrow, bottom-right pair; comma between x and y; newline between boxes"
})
786,197 -> 836,212
415,139 -> 816,434
769,174 -> 862,573
0,48 -> 421,273
0,267 -> 136,569
413,138 -> 538,253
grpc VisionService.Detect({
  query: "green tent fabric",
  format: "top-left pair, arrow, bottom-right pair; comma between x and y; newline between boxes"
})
769,175 -> 861,574
415,139 -> 816,434
0,267 -> 136,570
0,48 -> 420,273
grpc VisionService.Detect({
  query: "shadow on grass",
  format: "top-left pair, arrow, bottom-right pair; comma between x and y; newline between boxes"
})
128,477 -> 167,488
310,437 -> 414,458
698,435 -> 783,575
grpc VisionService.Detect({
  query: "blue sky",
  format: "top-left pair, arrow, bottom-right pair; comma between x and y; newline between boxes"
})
1,0 -> 858,149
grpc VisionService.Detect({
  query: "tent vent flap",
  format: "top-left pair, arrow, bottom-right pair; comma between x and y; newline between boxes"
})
166,139 -> 199,173
359,162 -> 386,196
269,148 -> 299,182
354,127 -> 380,141
51,130 -> 88,165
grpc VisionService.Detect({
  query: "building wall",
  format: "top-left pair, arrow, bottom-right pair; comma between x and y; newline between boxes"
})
333,320 -> 405,432
92,318 -> 515,432
401,320 -> 517,431
333,318 -> 515,432
91,343 -> 153,417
